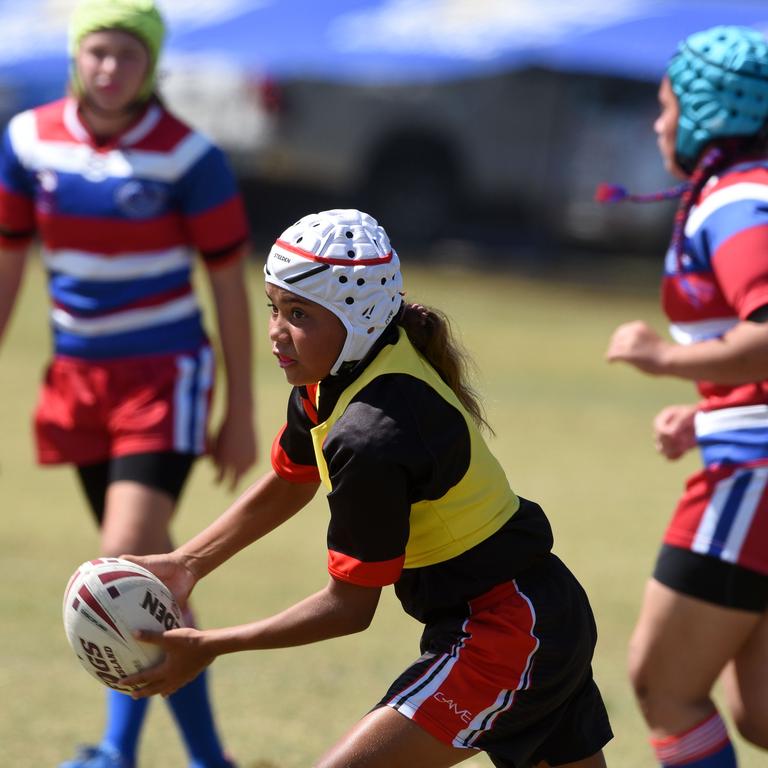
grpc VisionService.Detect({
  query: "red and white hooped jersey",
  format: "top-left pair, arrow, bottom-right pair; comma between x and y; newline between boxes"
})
0,97 -> 249,360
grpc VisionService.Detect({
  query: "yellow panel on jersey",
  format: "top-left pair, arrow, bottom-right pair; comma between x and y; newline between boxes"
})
310,328 -> 520,568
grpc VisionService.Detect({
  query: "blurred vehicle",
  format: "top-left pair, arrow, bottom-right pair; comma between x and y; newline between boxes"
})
161,63 -> 673,251
5,0 -> 766,252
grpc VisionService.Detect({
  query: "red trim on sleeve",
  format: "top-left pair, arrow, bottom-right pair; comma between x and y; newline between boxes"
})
0,184 -> 36,233
189,197 -> 249,255
270,424 -> 320,483
327,549 -> 405,587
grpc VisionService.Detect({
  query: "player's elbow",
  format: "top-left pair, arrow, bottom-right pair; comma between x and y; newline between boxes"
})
326,578 -> 381,635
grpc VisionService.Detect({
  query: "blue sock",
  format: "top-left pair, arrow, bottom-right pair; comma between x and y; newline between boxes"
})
652,711 -> 737,767
101,689 -> 150,767
165,669 -> 229,768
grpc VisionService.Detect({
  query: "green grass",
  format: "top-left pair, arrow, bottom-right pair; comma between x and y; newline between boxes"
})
1,256 -> 764,767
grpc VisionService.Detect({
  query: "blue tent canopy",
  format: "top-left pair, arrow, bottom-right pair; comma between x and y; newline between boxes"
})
163,0 -> 768,83
0,0 -> 766,110
1,1 -> 767,75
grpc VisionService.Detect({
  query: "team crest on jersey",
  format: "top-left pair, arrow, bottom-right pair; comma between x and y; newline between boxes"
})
115,180 -> 168,219
37,169 -> 58,213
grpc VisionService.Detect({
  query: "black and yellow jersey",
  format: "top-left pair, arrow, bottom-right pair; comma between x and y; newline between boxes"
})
271,323 -> 553,622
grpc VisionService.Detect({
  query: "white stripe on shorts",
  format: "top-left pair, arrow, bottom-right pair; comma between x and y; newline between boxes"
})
456,581 -> 540,748
174,355 -> 196,453
193,347 -> 214,454
386,621 -> 470,722
692,467 -> 768,563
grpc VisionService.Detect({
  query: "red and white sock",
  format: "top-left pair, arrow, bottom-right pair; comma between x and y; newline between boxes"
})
651,711 -> 736,767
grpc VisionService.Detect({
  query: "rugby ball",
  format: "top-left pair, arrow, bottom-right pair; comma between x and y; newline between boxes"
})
62,557 -> 184,693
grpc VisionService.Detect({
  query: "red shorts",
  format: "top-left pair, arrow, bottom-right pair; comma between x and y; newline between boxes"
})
664,462 -> 768,576
34,348 -> 214,466
380,555 -> 612,766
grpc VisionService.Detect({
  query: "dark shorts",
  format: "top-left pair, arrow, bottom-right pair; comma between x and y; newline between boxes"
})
654,543 -> 768,613
76,451 -> 196,525
378,554 -> 613,767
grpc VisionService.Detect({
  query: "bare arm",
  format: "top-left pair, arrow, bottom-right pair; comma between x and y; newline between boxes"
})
206,249 -> 257,489
0,246 -> 28,347
606,318 -> 768,385
123,576 -> 382,697
178,470 -> 318,579
123,470 -> 319,600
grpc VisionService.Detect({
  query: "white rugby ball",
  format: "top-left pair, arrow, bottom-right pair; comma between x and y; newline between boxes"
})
62,557 -> 184,693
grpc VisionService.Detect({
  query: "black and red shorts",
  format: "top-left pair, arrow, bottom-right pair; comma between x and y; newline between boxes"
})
379,554 -> 612,767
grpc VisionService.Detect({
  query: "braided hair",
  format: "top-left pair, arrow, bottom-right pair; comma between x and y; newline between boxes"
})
670,136 -> 768,265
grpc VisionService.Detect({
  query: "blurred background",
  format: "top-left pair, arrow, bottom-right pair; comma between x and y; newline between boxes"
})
4,3 -> 768,767
1,0 -> 766,264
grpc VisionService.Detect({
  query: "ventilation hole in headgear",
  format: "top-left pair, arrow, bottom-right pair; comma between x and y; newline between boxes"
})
347,250 -> 355,258
357,278 -> 365,286
296,236 -> 303,243
367,327 -> 375,334
339,275 -> 348,283
346,231 -> 353,238
380,278 -> 386,285
345,297 -> 354,305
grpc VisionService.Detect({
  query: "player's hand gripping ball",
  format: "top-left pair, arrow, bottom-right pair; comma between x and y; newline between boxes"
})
62,557 -> 184,693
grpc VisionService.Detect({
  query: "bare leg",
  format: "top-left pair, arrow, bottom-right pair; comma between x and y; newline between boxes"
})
628,579 -> 760,737
314,706 -> 478,768
722,607 -> 768,749
100,480 -> 175,557
316,707 -> 608,768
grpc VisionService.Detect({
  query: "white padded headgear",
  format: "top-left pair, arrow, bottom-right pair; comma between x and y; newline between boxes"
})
265,209 -> 404,375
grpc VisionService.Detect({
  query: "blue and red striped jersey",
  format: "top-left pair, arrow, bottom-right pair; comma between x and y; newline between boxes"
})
663,160 -> 768,408
0,97 -> 249,360
663,159 -> 768,467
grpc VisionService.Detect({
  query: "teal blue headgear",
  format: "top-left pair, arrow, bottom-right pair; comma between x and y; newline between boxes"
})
667,25 -> 768,173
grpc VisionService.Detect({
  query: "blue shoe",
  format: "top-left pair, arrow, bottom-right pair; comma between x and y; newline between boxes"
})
59,744 -> 132,768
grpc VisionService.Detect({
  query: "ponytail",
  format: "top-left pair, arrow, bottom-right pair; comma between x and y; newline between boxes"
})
398,303 -> 493,434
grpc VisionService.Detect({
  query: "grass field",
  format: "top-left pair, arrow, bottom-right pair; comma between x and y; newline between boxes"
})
1,253 -> 765,767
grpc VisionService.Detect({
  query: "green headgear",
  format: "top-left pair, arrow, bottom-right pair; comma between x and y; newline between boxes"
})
69,0 -> 166,103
